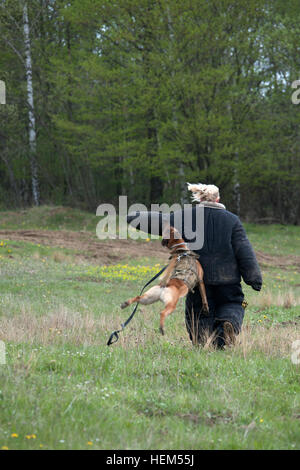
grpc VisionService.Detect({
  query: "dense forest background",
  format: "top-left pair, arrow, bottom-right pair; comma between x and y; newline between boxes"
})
1,0 -> 300,224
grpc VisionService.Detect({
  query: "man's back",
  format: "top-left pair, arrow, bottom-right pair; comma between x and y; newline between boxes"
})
181,206 -> 261,287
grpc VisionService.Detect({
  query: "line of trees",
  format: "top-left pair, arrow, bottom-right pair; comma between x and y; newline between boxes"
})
1,0 -> 300,224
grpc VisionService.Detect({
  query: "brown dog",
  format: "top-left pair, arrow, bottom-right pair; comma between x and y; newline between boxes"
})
120,226 -> 209,335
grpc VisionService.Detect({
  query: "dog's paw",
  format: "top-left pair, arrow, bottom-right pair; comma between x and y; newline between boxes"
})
120,301 -> 129,309
159,326 -> 165,336
201,305 -> 209,315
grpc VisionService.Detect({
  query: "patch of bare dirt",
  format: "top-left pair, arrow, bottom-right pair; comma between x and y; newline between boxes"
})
255,250 -> 300,272
1,229 -> 299,269
0,229 -> 169,265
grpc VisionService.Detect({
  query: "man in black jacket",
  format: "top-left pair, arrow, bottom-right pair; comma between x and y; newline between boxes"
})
127,183 -> 262,348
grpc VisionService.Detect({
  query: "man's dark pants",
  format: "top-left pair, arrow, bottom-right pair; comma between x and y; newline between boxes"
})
185,284 -> 245,348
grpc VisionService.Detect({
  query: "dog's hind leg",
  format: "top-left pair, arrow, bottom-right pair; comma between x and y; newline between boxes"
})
121,285 -> 162,309
159,285 -> 183,335
158,280 -> 189,334
159,302 -> 177,335
199,280 -> 209,314
196,262 -> 209,314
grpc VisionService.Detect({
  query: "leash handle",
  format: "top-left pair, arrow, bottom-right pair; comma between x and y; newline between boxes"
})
107,330 -> 120,346
106,303 -> 139,346
107,265 -> 167,346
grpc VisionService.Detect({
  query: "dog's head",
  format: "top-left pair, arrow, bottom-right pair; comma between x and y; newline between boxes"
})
161,225 -> 184,249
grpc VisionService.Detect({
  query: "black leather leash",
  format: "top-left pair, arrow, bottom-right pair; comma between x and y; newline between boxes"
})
107,265 -> 167,346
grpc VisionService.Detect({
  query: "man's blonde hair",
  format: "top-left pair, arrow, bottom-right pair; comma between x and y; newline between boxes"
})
187,183 -> 220,202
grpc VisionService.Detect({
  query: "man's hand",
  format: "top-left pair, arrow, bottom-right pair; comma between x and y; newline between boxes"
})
251,283 -> 262,291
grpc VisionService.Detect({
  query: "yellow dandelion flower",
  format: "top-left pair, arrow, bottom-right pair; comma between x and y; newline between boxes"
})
87,441 -> 93,446
1,446 -> 9,450
259,419 -> 264,423
11,433 -> 18,438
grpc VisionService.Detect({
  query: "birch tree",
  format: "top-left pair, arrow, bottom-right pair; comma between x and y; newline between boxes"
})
23,0 -> 39,205
0,0 -> 40,205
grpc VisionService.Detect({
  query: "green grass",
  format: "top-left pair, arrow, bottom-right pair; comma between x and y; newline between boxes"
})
245,223 -> 300,256
1,340 -> 299,450
0,205 -> 98,232
0,207 -> 300,450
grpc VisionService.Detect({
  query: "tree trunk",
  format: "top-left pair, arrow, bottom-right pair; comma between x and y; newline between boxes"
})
23,1 -> 39,206
233,152 -> 240,217
166,7 -> 186,204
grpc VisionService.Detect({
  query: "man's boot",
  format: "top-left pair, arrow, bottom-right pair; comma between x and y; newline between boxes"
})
223,321 -> 236,347
213,321 -> 236,349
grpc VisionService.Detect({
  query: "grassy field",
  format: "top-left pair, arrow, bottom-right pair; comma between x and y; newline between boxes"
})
0,206 -> 300,450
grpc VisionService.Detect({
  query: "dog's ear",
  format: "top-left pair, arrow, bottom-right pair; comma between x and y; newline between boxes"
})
161,224 -> 172,247
162,224 -> 172,239
171,226 -> 182,240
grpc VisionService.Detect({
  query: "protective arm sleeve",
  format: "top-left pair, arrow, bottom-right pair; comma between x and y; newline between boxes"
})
126,211 -> 175,236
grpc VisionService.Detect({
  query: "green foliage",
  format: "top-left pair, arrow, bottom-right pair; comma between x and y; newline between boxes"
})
0,1 -> 300,221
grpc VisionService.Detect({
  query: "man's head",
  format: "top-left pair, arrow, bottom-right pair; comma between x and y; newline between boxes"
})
187,183 -> 220,203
